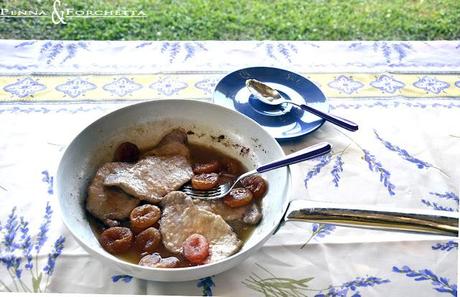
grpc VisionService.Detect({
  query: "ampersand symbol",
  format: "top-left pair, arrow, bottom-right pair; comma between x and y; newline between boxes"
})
51,0 -> 66,25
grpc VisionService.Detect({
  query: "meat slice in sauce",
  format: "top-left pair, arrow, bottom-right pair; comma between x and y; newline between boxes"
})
143,128 -> 190,159
86,162 -> 140,224
159,191 -> 242,263
193,200 -> 262,225
104,155 -> 193,204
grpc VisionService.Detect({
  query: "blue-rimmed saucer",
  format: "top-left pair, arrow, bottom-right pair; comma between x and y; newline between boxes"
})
213,67 -> 328,140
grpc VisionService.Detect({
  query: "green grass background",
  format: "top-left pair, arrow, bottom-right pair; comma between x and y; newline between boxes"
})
0,0 -> 459,40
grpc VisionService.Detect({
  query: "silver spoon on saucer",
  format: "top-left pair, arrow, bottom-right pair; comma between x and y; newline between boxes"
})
246,79 -> 359,132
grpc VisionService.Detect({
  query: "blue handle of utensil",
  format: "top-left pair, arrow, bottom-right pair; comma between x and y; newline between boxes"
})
300,104 -> 359,132
257,142 -> 331,173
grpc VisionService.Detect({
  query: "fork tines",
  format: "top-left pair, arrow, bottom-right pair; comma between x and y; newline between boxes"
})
181,184 -> 228,199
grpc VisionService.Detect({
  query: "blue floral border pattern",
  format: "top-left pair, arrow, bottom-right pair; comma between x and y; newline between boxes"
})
3,78 -> 46,98
103,77 -> 143,97
328,75 -> 364,95
413,76 -> 450,94
149,77 -> 188,96
370,75 -> 405,94
55,77 -> 97,98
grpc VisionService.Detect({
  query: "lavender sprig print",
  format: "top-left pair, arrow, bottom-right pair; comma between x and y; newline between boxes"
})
243,264 -> 390,297
112,274 -> 133,283
41,171 -> 54,195
330,156 -> 344,187
314,276 -> 390,297
35,202 -> 52,254
304,155 -> 332,189
429,192 -> 459,204
374,130 -> 431,169
197,276 -> 215,296
421,199 -> 455,212
19,218 -> 33,271
393,265 -> 457,296
0,203 -> 65,292
432,241 -> 458,252
363,149 -> 396,196
301,224 -> 336,249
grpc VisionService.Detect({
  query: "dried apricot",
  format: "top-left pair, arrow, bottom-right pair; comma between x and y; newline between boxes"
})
182,234 -> 209,264
134,227 -> 161,253
241,175 -> 268,199
113,142 -> 140,163
192,160 -> 220,174
130,204 -> 161,230
221,158 -> 242,175
191,173 -> 219,190
100,227 -> 133,254
223,188 -> 253,208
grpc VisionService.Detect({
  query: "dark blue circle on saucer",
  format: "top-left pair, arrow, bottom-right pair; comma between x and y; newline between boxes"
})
213,67 -> 329,140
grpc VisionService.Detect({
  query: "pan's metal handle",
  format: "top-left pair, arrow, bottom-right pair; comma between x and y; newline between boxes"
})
283,200 -> 458,236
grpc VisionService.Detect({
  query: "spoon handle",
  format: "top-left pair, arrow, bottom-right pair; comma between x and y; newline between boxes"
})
300,104 -> 359,132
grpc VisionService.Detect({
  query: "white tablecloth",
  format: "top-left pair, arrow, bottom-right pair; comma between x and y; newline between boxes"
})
0,40 -> 458,296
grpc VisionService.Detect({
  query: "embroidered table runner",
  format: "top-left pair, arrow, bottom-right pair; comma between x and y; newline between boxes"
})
0,40 -> 458,296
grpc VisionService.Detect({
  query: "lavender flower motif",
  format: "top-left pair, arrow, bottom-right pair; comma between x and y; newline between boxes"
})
255,42 -> 298,62
413,76 -> 450,94
56,78 -> 97,98
370,75 -> 405,94
195,79 -> 219,95
421,199 -> 455,212
455,80 -> 460,89
3,207 -> 19,251
363,149 -> 396,196
136,42 -> 152,48
328,75 -> 364,95
149,77 -> 188,96
315,276 -> 390,297
41,171 -> 54,195
429,192 -> 459,204
243,265 -> 389,297
330,156 -> 344,187
39,42 -> 64,64
19,218 -> 33,270
43,236 -> 65,275
393,265 -> 457,296
301,223 -> 336,249
304,155 -> 332,189
61,42 -> 89,64
432,241 -> 458,252
197,276 -> 215,296
160,42 -> 207,63
112,275 -> 133,283
312,223 -> 336,239
103,77 -> 142,97
15,41 -> 35,48
374,130 -> 431,169
4,78 -> 46,98
0,203 -> 66,292
35,202 -> 52,254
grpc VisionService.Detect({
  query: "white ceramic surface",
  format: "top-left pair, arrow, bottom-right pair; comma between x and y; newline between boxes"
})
56,99 -> 290,282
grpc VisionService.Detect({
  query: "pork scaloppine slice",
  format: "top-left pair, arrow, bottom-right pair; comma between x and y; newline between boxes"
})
104,155 -> 193,204
86,162 -> 140,224
194,200 -> 262,225
160,191 -> 242,263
